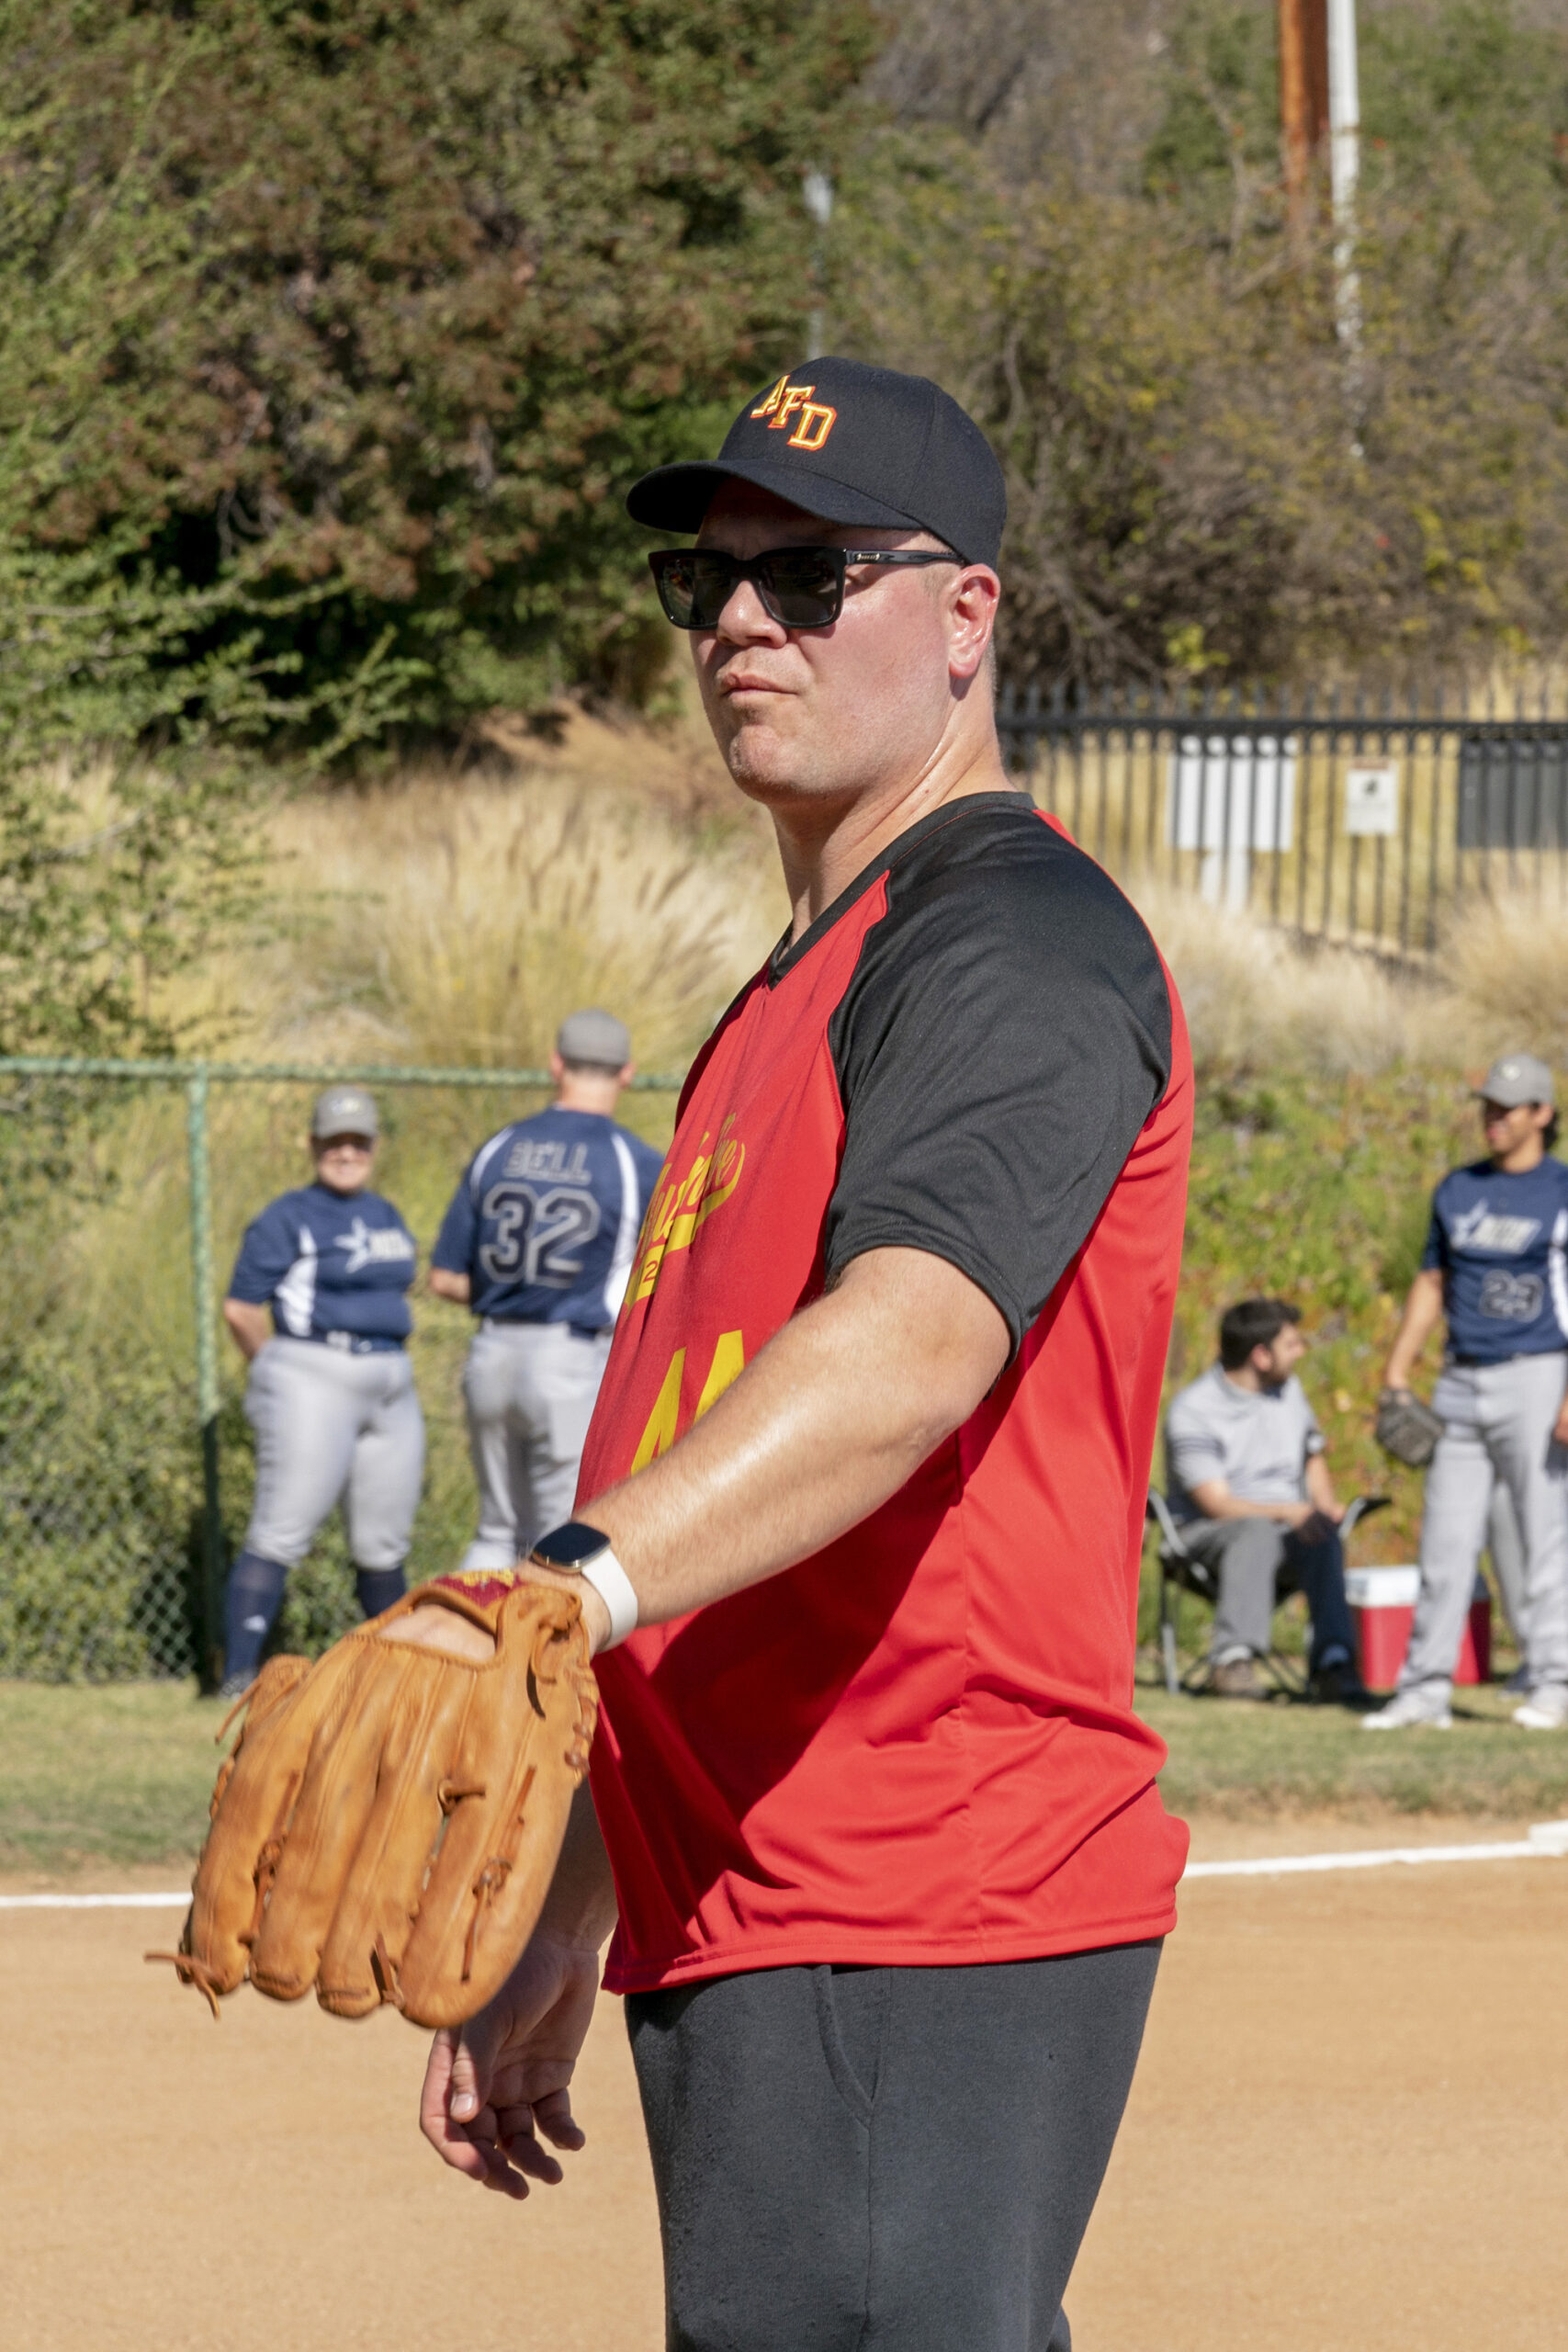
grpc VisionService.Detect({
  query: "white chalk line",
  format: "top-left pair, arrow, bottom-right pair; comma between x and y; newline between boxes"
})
3,1825 -> 1568,1908
1186,1821 -> 1568,1878
0,1890 -> 189,1909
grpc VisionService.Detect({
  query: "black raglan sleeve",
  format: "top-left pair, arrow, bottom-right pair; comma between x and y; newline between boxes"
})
823,817 -> 1173,1353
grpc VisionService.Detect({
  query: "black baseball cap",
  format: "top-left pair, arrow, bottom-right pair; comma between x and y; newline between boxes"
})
626,357 -> 1007,570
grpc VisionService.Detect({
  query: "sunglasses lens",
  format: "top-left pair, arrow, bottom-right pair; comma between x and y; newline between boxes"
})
650,548 -> 844,629
652,552 -> 699,628
689,553 -> 749,628
760,548 -> 842,628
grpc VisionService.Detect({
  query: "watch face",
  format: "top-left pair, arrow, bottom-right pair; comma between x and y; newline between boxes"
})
531,1521 -> 611,1569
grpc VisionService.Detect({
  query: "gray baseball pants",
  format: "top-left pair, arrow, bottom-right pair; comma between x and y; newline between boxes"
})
243,1338 -> 424,1570
1400,1351 -> 1568,1698
1485,1477 -> 1526,1638
626,1941 -> 1161,2352
458,1318 -> 612,1572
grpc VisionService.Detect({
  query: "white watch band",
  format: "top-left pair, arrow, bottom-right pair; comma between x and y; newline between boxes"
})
578,1544 -> 639,1649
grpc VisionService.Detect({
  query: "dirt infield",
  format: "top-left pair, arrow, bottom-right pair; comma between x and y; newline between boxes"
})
6,1843 -> 1568,2350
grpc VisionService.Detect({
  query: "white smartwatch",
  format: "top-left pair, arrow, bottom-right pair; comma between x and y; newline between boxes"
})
529,1522 -> 639,1649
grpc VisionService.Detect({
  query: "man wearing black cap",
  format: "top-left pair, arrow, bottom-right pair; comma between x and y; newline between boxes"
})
396,359 -> 1195,2348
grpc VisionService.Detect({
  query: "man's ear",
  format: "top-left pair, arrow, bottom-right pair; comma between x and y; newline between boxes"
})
946,565 -> 1000,684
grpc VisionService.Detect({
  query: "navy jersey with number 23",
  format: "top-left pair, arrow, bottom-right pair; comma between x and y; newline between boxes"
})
1423,1156 -> 1568,1363
432,1106 -> 664,1329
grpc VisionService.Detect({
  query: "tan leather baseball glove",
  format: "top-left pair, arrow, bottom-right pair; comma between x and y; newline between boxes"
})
151,1574 -> 598,2030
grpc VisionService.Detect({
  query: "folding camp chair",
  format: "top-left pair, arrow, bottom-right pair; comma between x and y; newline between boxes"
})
1148,1487 -> 1389,1697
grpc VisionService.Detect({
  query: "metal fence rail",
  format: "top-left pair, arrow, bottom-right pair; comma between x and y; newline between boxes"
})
997,684 -> 1568,956
0,1057 -> 682,1683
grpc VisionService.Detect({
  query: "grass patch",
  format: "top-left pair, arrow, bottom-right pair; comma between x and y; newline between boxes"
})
6,1668 -> 1568,1878
1140,1683 -> 1568,1821
0,1679 -> 226,1872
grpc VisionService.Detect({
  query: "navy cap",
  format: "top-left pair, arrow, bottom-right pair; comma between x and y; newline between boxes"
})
626,357 -> 1007,570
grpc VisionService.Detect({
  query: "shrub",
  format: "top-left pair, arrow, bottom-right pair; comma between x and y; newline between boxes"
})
0,1344 -> 201,1680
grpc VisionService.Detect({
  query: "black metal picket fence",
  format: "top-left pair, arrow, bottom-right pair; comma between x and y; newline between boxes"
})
997,683 -> 1568,956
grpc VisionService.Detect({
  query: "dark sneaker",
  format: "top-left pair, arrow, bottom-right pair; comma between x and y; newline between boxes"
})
1310,1659 -> 1372,1707
1210,1656 -> 1266,1700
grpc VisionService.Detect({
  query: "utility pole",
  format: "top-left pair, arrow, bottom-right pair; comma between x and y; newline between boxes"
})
1277,0 -> 1328,259
802,171 -> 833,361
1327,0 -> 1362,365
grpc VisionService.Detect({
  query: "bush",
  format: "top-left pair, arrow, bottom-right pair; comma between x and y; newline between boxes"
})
0,1344 -> 201,1680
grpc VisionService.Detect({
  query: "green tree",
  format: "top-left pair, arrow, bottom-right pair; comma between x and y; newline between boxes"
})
0,0 -> 874,749
838,0 -> 1568,686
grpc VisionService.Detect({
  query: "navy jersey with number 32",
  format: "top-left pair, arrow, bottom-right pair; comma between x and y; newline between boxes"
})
432,1107 -> 664,1328
1423,1156 -> 1568,1363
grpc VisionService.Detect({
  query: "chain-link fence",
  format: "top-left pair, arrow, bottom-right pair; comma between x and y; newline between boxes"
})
0,1057 -> 681,1684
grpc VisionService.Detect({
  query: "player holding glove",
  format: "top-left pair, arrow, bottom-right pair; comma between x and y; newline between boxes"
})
1367,1054 -> 1568,1731
172,360 -> 1194,2352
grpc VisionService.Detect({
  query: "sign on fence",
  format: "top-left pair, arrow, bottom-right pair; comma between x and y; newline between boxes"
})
1344,763 -> 1400,837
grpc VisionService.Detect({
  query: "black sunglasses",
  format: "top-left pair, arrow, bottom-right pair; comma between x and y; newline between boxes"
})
648,544 -> 961,631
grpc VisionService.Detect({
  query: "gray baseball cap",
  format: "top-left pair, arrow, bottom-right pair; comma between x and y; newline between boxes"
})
1474,1053 -> 1556,1109
310,1083 -> 379,1139
556,1009 -> 631,1069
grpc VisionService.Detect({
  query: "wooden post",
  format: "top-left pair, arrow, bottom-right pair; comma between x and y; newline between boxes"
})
1279,0 -> 1330,256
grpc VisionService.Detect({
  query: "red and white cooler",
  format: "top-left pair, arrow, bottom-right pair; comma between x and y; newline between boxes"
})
1346,1565 -> 1493,1691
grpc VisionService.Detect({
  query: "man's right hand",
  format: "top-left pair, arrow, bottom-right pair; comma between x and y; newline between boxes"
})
419,1934 -> 602,2199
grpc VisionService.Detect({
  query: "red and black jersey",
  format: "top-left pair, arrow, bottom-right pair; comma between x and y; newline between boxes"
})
578,793 -> 1193,1993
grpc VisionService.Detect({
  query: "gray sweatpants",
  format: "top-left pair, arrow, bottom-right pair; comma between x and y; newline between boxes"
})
459,1318 -> 612,1573
1400,1351 -> 1568,1697
243,1338 -> 424,1570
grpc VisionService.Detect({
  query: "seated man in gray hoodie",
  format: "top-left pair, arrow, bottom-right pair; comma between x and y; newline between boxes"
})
1166,1296 -> 1365,1702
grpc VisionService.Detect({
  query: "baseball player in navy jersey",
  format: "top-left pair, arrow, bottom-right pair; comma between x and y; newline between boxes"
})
220,1086 -> 423,1698
1367,1052 -> 1568,1731
429,1012 -> 663,1571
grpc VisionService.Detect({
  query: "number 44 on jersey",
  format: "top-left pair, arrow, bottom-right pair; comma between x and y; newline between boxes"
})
630,1330 -> 745,1472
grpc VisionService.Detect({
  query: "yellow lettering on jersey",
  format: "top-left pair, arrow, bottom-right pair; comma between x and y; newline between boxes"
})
633,1116 -> 747,1303
694,1329 -> 745,1419
630,1348 -> 685,1472
693,1134 -> 745,1233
